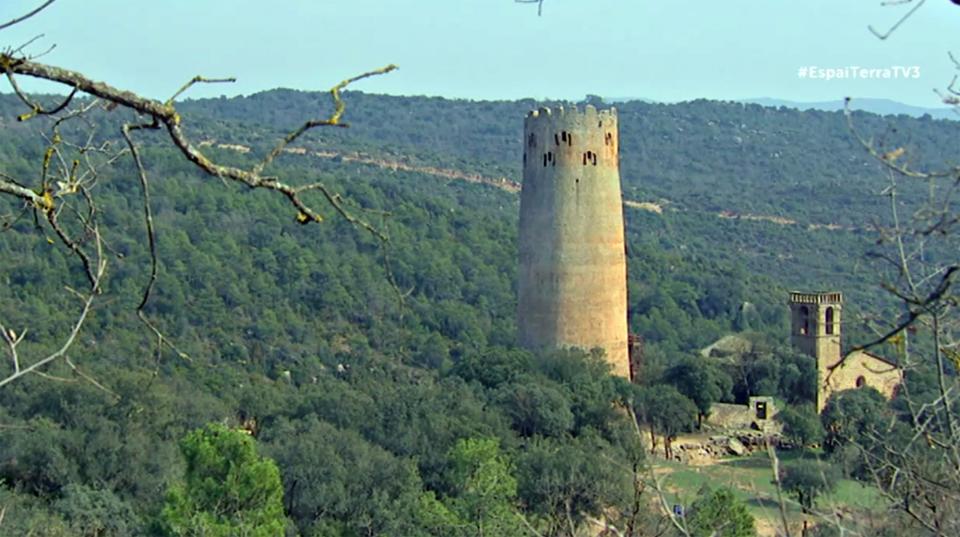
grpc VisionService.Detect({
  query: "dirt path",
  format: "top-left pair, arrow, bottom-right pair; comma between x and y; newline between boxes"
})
201,140 -> 850,229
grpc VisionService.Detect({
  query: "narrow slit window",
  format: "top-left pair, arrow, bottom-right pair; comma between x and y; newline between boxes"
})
554,133 -> 560,146
567,133 -> 573,146
543,153 -> 548,167
825,307 -> 835,335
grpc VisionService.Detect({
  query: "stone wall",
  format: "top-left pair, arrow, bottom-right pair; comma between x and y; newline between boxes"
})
821,350 -> 901,409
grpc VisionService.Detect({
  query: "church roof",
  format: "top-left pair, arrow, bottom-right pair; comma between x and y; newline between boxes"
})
851,349 -> 899,368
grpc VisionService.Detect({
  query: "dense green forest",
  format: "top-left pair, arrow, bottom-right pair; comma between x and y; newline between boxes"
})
1,90 -> 957,535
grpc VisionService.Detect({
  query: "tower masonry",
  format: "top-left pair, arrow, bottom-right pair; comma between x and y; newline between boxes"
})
517,105 -> 629,378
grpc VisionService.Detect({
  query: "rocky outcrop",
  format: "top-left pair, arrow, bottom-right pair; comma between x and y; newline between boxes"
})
668,432 -> 781,464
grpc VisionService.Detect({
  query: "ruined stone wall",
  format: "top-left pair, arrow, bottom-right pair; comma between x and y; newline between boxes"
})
517,106 -> 629,378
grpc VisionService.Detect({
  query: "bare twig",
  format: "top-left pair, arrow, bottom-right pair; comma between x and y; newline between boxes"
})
0,230 -> 105,388
843,98 -> 959,181
867,0 -> 927,40
0,0 -> 57,31
766,443 -> 793,537
515,0 -> 544,16
10,33 -> 44,55
4,68 -> 76,120
626,407 -> 692,537
253,64 -> 397,175
166,75 -> 236,105
120,120 -> 191,364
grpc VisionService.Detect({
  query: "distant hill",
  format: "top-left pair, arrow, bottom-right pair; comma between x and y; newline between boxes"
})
606,95 -> 957,120
740,97 -> 956,121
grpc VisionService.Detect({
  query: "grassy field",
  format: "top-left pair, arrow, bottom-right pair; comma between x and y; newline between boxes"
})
651,450 -> 883,536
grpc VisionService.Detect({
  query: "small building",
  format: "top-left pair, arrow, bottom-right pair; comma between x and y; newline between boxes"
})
788,291 -> 902,412
707,396 -> 779,432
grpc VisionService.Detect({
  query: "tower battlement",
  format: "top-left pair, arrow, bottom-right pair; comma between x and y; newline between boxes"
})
523,105 -> 619,170
789,291 -> 843,305
525,104 -> 617,122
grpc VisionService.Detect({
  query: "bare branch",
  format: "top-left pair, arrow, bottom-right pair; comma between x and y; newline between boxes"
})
0,230 -> 105,388
846,266 -> 957,355
938,52 -> 960,110
253,64 -> 397,175
166,75 -> 236,105
765,443 -> 793,537
65,356 -> 119,399
121,120 -> 191,364
515,0 -> 544,16
10,33 -> 44,55
867,0 -> 927,40
0,44 -> 399,390
0,0 -> 57,31
0,175 -> 45,207
3,61 -> 77,120
843,98 -> 959,181
46,204 -> 97,287
1,55 -> 397,231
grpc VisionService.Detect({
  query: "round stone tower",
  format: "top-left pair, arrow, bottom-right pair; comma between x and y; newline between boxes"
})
517,105 -> 630,378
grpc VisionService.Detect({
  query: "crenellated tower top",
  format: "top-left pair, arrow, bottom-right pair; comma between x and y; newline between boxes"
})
523,105 -> 619,170
789,291 -> 843,305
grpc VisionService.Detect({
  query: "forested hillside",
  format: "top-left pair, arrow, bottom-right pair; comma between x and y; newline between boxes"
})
175,89 -> 960,319
0,90 -> 956,535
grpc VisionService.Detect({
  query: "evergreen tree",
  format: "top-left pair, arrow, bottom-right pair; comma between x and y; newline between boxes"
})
444,437 -> 524,537
687,486 -> 756,537
777,405 -> 825,450
160,423 -> 286,537
781,460 -> 837,513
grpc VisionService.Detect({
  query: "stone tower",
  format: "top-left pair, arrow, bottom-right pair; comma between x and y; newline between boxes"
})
517,105 -> 630,378
788,291 -> 843,411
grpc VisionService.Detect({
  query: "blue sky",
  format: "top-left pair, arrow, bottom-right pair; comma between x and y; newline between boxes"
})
2,1 -> 957,106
